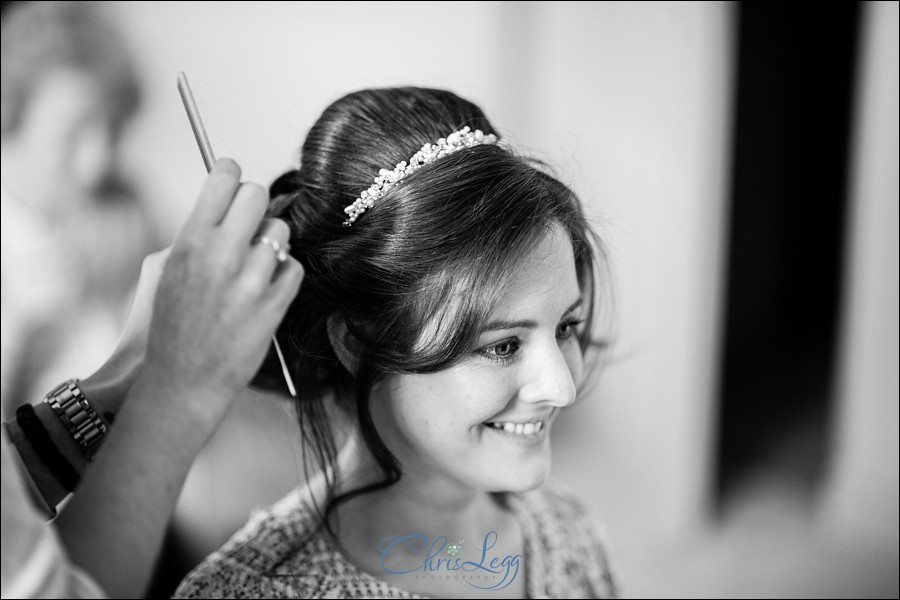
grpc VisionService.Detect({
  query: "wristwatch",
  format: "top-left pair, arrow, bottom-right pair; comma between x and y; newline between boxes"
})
43,379 -> 108,460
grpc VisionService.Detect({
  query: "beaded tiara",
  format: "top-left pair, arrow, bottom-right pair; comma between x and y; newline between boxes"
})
342,126 -> 498,226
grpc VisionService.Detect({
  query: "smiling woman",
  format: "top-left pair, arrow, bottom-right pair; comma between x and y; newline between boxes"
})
371,225 -> 584,497
174,87 -> 618,599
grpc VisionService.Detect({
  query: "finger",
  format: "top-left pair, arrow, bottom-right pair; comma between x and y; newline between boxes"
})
132,247 -> 172,308
268,258 -> 304,313
141,247 -> 172,279
118,248 -> 173,348
243,219 -> 292,285
255,218 -> 291,246
218,182 -> 269,245
183,158 -> 242,232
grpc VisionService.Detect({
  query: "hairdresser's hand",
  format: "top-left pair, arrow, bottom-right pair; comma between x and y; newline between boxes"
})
140,158 -> 303,421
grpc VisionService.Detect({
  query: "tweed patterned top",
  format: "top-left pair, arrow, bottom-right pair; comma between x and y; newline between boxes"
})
173,483 -> 619,599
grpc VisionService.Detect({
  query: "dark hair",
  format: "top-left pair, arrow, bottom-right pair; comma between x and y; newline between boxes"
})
263,87 -> 607,538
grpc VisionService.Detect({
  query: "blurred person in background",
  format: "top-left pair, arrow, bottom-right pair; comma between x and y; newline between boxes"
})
2,7 -> 311,597
1,4 -> 305,597
1,0 -> 161,421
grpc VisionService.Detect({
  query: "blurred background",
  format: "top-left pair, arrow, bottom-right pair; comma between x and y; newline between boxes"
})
1,1 -> 897,598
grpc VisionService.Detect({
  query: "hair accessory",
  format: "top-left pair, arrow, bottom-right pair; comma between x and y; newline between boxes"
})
16,403 -> 81,491
255,235 -> 290,263
43,379 -> 108,460
343,126 -> 498,226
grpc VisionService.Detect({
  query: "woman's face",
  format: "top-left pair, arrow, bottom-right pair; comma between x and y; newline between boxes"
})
13,69 -> 126,211
371,223 -> 585,494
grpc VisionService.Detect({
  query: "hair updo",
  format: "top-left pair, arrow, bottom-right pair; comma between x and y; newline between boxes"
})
261,87 -> 606,529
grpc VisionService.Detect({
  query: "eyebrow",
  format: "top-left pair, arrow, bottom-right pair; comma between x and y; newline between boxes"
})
481,297 -> 583,332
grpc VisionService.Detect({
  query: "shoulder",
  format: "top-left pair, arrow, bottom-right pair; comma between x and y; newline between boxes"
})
515,481 -> 611,548
512,481 -> 621,598
173,487 -> 326,599
173,486 -> 417,599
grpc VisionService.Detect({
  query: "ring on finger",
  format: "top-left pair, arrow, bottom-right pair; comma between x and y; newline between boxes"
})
254,235 -> 290,263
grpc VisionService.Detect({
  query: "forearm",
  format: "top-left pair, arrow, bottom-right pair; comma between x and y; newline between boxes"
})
23,158 -> 300,598
52,369 -> 237,599
4,370 -> 130,509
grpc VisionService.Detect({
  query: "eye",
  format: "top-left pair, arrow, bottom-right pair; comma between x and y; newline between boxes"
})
478,338 -> 521,364
557,319 -> 584,341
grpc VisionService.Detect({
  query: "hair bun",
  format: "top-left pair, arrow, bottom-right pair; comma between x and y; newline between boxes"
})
269,168 -> 302,199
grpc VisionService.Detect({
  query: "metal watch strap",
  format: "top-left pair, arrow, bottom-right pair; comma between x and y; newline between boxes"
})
43,379 -> 107,460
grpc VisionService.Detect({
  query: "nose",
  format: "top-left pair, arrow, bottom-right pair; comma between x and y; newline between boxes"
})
517,340 -> 577,408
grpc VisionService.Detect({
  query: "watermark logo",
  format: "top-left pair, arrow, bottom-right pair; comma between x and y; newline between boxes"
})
379,531 -> 519,590
446,539 -> 464,556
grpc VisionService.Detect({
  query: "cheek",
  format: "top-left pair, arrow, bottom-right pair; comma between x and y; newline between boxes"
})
563,340 -> 585,386
446,365 -> 519,426
378,376 -> 455,447
381,368 -> 514,443
19,118 -> 69,174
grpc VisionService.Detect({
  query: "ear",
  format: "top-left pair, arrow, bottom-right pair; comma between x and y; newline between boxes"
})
326,313 -> 363,376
